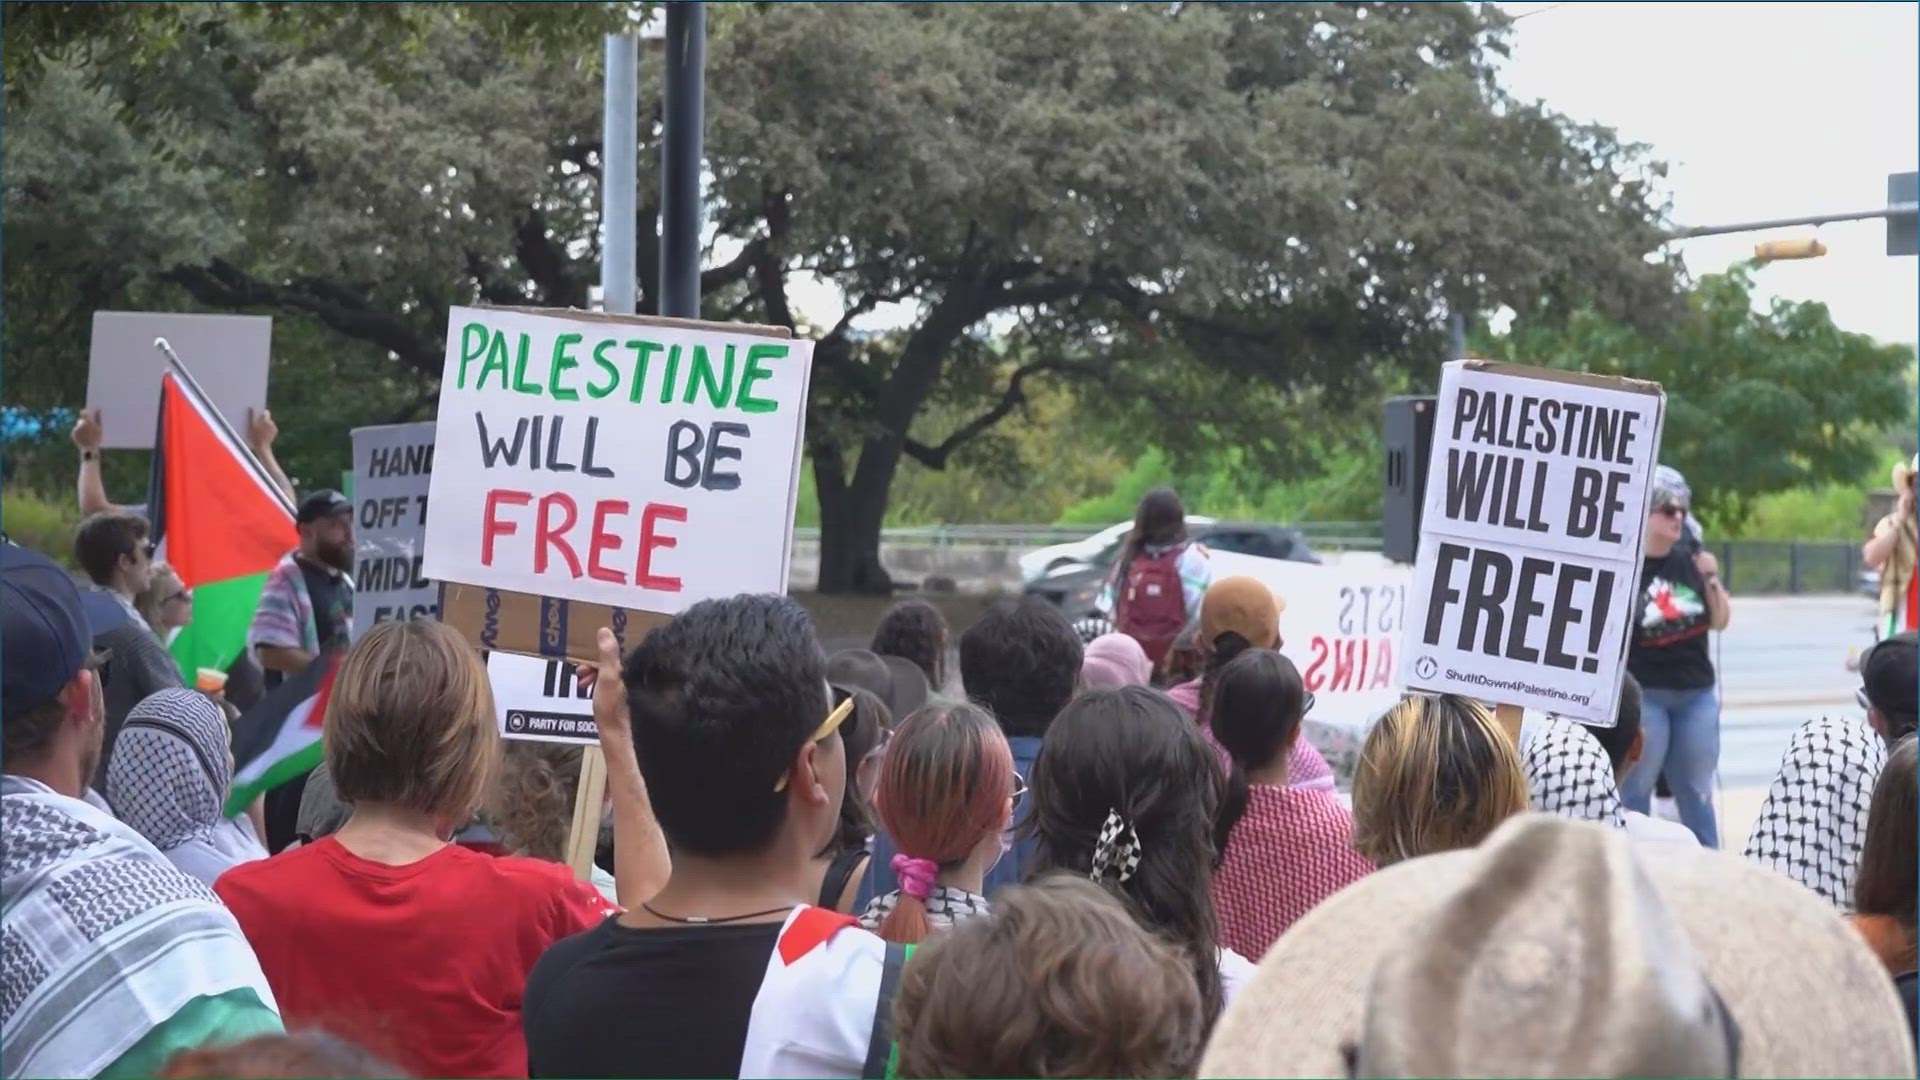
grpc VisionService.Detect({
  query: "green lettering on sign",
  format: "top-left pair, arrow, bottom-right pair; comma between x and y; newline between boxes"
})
737,343 -> 787,414
549,333 -> 583,402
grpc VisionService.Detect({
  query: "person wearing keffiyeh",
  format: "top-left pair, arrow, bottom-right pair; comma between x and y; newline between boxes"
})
106,688 -> 268,887
1744,714 -> 1888,912
1521,718 -> 1626,830
2,544 -> 281,1080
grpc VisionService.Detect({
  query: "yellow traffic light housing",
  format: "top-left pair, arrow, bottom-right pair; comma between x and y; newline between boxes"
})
1753,237 -> 1828,262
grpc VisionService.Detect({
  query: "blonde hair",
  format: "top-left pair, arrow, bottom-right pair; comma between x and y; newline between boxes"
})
324,620 -> 499,820
136,563 -> 185,637
493,742 -> 585,863
1352,694 -> 1527,867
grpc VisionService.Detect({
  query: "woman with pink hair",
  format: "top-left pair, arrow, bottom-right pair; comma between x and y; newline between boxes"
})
860,702 -> 1017,943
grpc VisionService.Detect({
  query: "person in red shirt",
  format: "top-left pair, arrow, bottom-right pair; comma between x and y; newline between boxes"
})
1208,649 -> 1374,960
215,620 -> 666,1079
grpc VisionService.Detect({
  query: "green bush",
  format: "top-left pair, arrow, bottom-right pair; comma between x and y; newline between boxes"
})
2,486 -> 80,567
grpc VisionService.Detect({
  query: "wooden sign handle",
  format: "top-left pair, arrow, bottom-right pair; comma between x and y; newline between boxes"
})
1495,702 -> 1524,748
565,745 -> 609,882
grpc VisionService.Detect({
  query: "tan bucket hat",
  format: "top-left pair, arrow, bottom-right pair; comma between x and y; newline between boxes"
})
1201,813 -> 1915,1079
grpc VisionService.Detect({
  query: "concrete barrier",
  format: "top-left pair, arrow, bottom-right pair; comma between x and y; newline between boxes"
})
788,540 -> 1028,594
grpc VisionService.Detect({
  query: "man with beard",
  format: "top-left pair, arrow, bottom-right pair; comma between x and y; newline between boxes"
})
247,490 -> 357,851
3,541 -> 283,1078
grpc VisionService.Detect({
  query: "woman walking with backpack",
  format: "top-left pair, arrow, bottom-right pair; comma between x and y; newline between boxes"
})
1103,488 -> 1210,678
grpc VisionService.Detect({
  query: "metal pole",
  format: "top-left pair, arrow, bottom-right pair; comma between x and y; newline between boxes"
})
1448,310 -> 1467,360
601,34 -> 639,315
660,2 -> 706,319
1672,204 -> 1918,240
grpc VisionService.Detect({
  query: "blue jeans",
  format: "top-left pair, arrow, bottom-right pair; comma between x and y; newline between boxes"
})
1620,685 -> 1720,848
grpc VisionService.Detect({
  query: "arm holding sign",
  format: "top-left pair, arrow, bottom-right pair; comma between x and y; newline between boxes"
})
581,628 -> 671,909
73,409 -> 118,517
1695,549 -> 1731,631
245,408 -> 297,506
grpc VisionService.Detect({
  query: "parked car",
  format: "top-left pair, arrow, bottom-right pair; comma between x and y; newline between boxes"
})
1024,522 -> 1319,622
1018,515 -> 1216,585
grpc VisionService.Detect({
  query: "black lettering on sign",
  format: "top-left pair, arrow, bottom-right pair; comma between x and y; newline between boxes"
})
1423,541 -> 1619,674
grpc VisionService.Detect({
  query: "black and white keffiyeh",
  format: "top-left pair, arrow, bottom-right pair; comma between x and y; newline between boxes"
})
1743,714 -> 1886,912
1,775 -> 276,1078
857,885 -> 991,932
105,688 -> 265,885
1522,719 -> 1626,829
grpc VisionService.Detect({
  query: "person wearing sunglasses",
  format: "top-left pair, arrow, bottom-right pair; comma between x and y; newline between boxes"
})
1621,465 -> 1731,849
860,702 -> 1018,944
1209,649 -> 1373,962
525,595 -> 902,1080
136,561 -> 195,645
73,510 -> 185,791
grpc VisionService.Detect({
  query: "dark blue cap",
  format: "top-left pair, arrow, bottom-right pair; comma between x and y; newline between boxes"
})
2,543 -> 100,722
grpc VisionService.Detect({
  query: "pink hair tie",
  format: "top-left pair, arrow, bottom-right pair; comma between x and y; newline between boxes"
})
891,854 -> 940,900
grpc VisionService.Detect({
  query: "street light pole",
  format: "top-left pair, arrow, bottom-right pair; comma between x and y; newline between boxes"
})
601,34 -> 639,316
660,2 -> 706,320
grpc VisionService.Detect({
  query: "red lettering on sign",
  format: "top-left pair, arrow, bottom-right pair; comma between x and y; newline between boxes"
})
535,493 -> 583,577
637,502 -> 687,592
481,489 -> 532,566
587,499 -> 631,584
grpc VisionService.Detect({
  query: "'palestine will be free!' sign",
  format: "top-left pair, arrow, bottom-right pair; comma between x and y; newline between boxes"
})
1401,360 -> 1664,726
422,306 -> 814,615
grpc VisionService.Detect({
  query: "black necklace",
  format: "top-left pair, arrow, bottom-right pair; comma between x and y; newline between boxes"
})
639,902 -> 794,925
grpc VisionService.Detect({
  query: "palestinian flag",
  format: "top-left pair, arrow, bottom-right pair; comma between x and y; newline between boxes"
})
226,651 -> 337,817
148,370 -> 297,680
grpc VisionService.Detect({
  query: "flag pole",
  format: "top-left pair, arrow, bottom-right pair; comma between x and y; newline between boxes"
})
153,337 -> 297,518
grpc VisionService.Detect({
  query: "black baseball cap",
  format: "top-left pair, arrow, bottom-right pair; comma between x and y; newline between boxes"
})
1861,632 -> 1918,728
1,544 -> 98,723
296,489 -> 353,525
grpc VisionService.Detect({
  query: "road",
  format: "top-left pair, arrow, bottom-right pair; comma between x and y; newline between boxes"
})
1714,593 -> 1879,788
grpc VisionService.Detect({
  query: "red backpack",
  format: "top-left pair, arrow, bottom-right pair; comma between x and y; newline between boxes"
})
1116,545 -> 1188,666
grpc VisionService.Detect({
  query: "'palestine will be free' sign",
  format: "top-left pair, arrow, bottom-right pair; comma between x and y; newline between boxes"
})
1400,360 -> 1665,726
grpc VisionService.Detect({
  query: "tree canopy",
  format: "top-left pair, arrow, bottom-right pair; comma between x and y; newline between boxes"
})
3,2 -> 1685,591
1477,263 -> 1915,529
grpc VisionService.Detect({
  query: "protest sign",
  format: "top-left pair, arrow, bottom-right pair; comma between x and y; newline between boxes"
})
1400,361 -> 1664,725
88,312 -> 271,449
422,306 -> 813,659
351,422 -> 439,629
484,651 -> 599,745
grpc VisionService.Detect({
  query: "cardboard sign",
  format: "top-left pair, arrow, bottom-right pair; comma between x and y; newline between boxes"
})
1400,361 -> 1664,725
88,312 -> 271,449
422,307 -> 813,624
351,423 -> 439,629
484,651 -> 599,745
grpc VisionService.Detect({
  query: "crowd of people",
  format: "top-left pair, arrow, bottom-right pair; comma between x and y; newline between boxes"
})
3,451 -> 1917,1078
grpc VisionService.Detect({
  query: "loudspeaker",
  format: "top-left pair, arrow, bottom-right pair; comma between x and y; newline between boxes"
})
1382,395 -> 1437,564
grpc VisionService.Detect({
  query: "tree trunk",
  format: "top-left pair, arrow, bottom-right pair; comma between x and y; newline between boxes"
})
814,454 -> 895,595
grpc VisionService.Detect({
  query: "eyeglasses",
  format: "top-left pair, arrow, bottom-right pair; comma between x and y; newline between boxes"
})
1654,504 -> 1687,520
1010,774 -> 1029,811
163,590 -> 190,605
141,542 -> 157,559
773,687 -> 857,793
1858,686 -> 1874,713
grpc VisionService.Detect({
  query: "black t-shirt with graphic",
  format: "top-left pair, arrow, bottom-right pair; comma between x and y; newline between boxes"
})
1627,544 -> 1715,691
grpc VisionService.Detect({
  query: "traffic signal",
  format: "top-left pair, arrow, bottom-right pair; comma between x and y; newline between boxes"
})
1753,237 -> 1828,262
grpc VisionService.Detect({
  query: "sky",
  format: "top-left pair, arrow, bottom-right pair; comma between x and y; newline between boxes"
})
1498,1 -> 1918,346
791,2 -> 1919,347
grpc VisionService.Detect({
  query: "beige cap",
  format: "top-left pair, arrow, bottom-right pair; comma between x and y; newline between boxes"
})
1198,576 -> 1283,650
1201,813 -> 1914,1079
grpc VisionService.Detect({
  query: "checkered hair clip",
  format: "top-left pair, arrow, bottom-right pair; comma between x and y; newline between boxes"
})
1089,809 -> 1142,884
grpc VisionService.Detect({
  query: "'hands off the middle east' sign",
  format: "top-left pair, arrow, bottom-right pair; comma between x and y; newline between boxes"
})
423,307 -> 814,614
